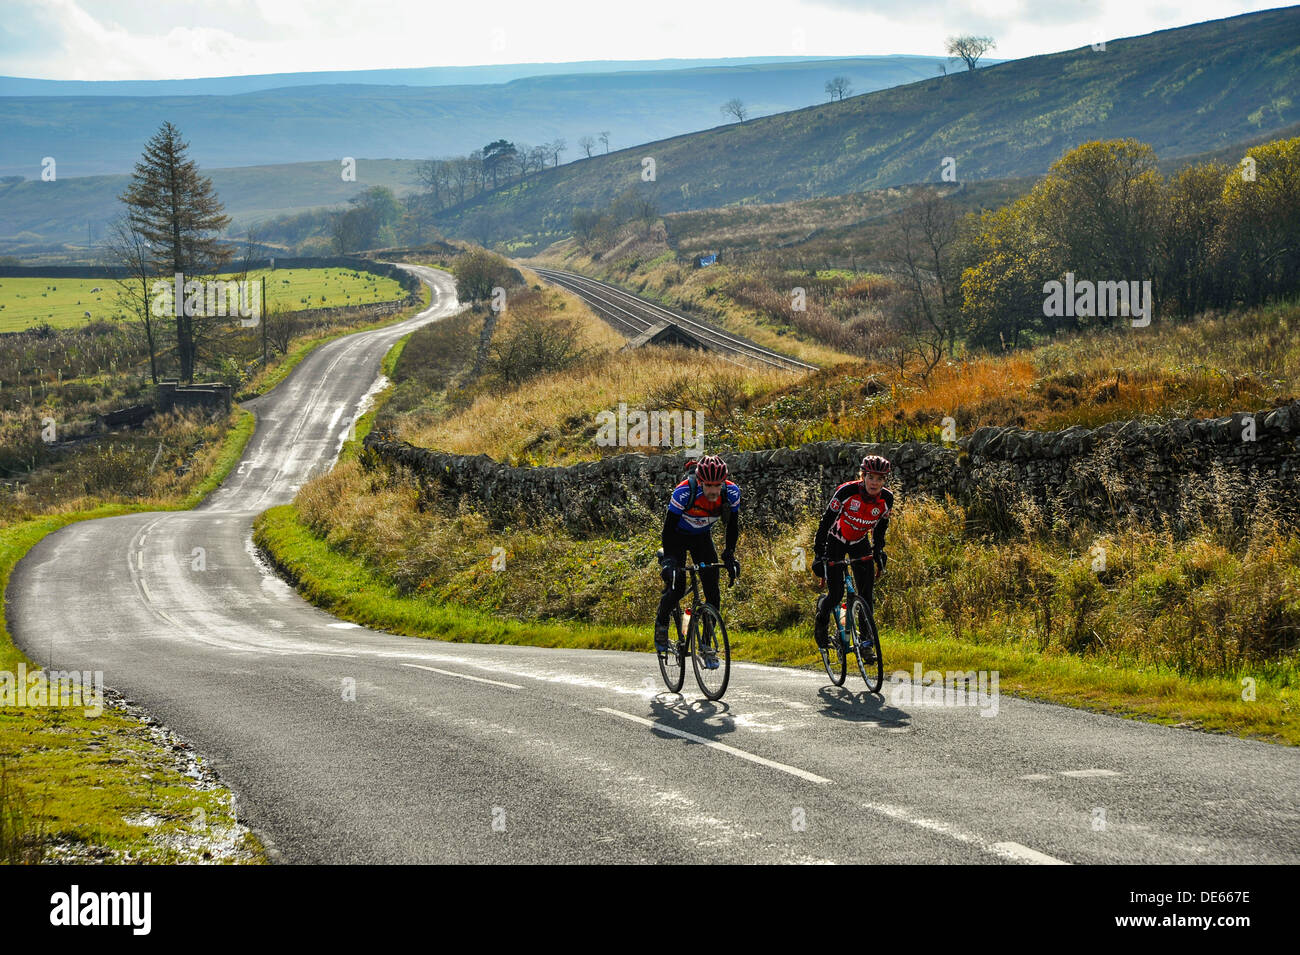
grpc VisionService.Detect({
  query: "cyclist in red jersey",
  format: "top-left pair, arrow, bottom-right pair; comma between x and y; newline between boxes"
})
811,455 -> 893,650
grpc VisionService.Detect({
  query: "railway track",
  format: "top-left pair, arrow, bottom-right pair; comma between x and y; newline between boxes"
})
531,267 -> 818,373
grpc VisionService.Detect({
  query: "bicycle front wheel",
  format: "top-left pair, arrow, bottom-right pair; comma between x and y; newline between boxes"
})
819,610 -> 846,687
658,608 -> 686,693
689,604 -> 731,701
849,595 -> 884,692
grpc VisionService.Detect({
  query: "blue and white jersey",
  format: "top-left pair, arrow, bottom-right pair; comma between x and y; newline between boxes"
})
667,479 -> 741,534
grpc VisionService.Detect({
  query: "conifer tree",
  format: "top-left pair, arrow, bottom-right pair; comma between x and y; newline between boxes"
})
119,122 -> 231,383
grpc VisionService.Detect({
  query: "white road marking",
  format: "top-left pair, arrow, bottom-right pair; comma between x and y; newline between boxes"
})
157,608 -> 184,629
598,707 -> 831,784
863,801 -> 1069,865
137,550 -> 144,570
992,842 -> 1070,865
403,663 -> 522,690
138,578 -> 186,629
326,404 -> 345,432
1020,774 -> 1053,781
327,622 -> 360,629
1061,769 -> 1121,778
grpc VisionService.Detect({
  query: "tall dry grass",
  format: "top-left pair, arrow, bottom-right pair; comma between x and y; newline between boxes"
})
298,444 -> 1300,682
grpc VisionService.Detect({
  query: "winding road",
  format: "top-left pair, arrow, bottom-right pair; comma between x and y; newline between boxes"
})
7,265 -> 1298,863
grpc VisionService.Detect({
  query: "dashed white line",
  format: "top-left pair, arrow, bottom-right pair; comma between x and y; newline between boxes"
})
598,707 -> 831,784
1061,769 -> 1121,778
992,841 -> 1070,865
402,663 -> 523,690
863,801 -> 1069,864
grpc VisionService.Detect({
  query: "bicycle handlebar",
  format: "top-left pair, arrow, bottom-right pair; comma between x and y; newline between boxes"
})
825,555 -> 875,567
678,560 -> 734,587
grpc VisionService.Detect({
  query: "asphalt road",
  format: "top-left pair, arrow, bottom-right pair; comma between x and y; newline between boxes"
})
8,264 -> 1299,863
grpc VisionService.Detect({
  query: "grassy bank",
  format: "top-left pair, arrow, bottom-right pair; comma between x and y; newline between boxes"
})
255,489 -> 1298,744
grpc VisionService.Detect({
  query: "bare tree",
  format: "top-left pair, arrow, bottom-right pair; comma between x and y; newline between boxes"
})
527,144 -> 550,178
945,34 -> 995,71
416,157 -> 451,211
103,216 -> 166,385
550,138 -> 567,167
578,135 -> 596,158
264,304 -> 299,357
598,131 -> 610,153
721,98 -> 749,123
467,148 -> 487,192
881,190 -> 964,382
448,156 -> 476,204
234,226 -> 268,366
629,195 -> 659,234
824,76 -> 853,101
511,142 -> 532,184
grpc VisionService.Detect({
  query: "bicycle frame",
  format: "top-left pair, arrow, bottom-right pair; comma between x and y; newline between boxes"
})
672,560 -> 724,639
826,555 -> 874,646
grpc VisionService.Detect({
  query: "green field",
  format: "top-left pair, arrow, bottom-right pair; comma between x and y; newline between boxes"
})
0,267 -> 406,333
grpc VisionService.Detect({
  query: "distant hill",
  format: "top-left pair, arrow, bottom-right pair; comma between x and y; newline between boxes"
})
0,160 -> 425,255
0,56 -> 957,178
431,7 -> 1300,246
0,56 -> 962,97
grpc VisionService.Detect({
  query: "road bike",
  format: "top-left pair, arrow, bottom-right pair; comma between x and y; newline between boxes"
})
817,555 -> 884,692
655,556 -> 732,701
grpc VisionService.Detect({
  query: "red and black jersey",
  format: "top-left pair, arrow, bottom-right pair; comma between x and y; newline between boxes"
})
814,481 -> 893,552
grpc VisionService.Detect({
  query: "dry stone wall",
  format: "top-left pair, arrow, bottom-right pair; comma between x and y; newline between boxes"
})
360,402 -> 1300,535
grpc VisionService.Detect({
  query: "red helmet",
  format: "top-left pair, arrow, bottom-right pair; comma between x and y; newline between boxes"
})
860,454 -> 891,476
694,454 -> 728,482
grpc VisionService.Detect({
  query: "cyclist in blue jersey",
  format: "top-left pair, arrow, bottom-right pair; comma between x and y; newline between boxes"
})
654,454 -> 740,666
812,454 -> 893,650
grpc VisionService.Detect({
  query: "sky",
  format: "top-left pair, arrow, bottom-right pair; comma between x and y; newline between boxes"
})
0,0 -> 1282,81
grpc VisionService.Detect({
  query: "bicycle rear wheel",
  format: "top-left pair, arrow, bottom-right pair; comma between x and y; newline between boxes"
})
849,596 -> 884,693
689,604 -> 731,701
658,608 -> 686,693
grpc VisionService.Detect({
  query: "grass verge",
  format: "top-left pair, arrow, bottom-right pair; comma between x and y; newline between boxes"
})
1,407 -> 265,862
254,501 -> 1297,745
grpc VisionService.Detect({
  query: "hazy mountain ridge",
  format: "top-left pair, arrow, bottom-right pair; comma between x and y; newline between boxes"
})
0,56 -> 954,178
